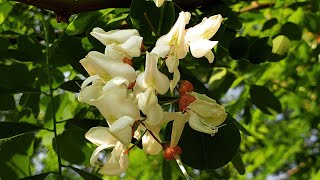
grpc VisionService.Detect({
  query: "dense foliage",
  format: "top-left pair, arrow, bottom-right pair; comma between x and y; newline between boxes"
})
0,0 -> 319,179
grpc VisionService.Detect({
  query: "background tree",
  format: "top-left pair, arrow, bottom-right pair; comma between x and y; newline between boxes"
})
0,0 -> 319,179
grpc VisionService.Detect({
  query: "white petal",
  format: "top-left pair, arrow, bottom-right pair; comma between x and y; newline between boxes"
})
85,127 -> 118,146
121,35 -> 143,58
137,87 -> 158,114
189,39 -> 218,58
186,14 -> 223,41
91,28 -> 140,45
80,75 -> 101,90
104,44 -> 125,61
190,92 -> 217,103
142,125 -> 162,155
170,113 -> 188,147
169,68 -> 180,93
78,85 -> 103,106
90,143 -> 115,166
145,103 -> 164,126
102,77 -> 129,98
154,0 -> 165,7
99,142 -> 129,175
165,52 -> 179,73
109,116 -> 134,146
80,51 -> 136,83
151,45 -> 170,58
204,50 -> 215,63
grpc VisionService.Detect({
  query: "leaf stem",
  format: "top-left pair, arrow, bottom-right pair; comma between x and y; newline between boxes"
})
40,15 -> 63,180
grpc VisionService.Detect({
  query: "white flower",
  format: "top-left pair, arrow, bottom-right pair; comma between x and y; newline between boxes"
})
185,14 -> 223,63
79,76 -> 140,125
186,92 -> 227,135
140,124 -> 163,155
152,11 -> 191,91
136,52 -> 170,95
85,116 -> 135,175
80,51 -> 136,83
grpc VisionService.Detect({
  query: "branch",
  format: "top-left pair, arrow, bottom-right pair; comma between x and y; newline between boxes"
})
12,0 -> 217,21
239,1 -> 275,14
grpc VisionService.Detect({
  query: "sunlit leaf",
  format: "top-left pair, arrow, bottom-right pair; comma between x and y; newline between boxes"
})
269,35 -> 290,62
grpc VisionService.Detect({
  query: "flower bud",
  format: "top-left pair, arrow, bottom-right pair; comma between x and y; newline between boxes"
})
163,143 -> 182,160
179,94 -> 196,112
178,80 -> 194,96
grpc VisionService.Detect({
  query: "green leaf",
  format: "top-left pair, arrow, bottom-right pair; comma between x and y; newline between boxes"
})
0,37 -> 10,51
67,11 -> 102,35
231,151 -> 246,175
0,0 -> 13,25
0,122 -> 43,141
162,159 -> 172,180
69,166 -> 102,180
0,64 -> 36,93
280,22 -> 302,40
250,85 -> 282,115
130,0 -> 175,44
53,126 -> 92,164
18,172 -> 51,180
229,36 -> 250,60
269,35 -> 290,62
167,116 -> 241,169
0,94 -> 16,110
59,80 -> 83,92
248,37 -> 272,64
17,35 -> 44,63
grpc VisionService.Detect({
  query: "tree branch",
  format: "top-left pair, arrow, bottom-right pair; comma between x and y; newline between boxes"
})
12,0 -> 216,15
239,1 -> 275,14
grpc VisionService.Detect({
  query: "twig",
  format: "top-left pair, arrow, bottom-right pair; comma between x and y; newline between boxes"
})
239,1 -> 275,14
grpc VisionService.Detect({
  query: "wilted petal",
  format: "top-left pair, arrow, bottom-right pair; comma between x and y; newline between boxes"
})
188,111 -> 216,134
80,51 -> 136,83
188,100 -> 227,127
109,116 -> 135,146
91,28 -> 140,45
99,142 -> 129,175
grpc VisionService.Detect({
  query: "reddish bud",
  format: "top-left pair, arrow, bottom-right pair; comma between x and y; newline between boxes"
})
163,144 -> 182,160
179,94 -> 196,112
123,57 -> 133,66
179,80 -> 194,96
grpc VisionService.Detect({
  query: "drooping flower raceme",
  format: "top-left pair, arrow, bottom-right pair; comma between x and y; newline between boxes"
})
185,14 -> 223,63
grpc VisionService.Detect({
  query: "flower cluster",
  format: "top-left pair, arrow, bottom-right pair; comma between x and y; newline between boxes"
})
78,11 -> 227,176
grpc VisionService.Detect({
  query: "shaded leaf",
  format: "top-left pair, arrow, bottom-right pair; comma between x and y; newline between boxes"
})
17,36 -> 44,63
65,118 -> 106,132
228,114 -> 252,136
231,151 -> 246,175
262,18 -> 278,31
167,116 -> 241,169
162,159 -> 172,180
18,172 -> 51,180
280,22 -> 302,40
248,37 -> 272,64
67,11 -> 102,35
229,36 -> 250,60
69,166 -> 102,180
0,122 -> 43,141
59,80 -> 83,92
250,85 -> 282,115
0,94 -> 16,110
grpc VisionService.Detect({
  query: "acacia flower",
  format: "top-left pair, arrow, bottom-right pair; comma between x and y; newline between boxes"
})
154,0 -> 165,7
85,116 -> 135,175
79,76 -> 140,125
185,14 -> 223,63
151,11 -> 191,91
